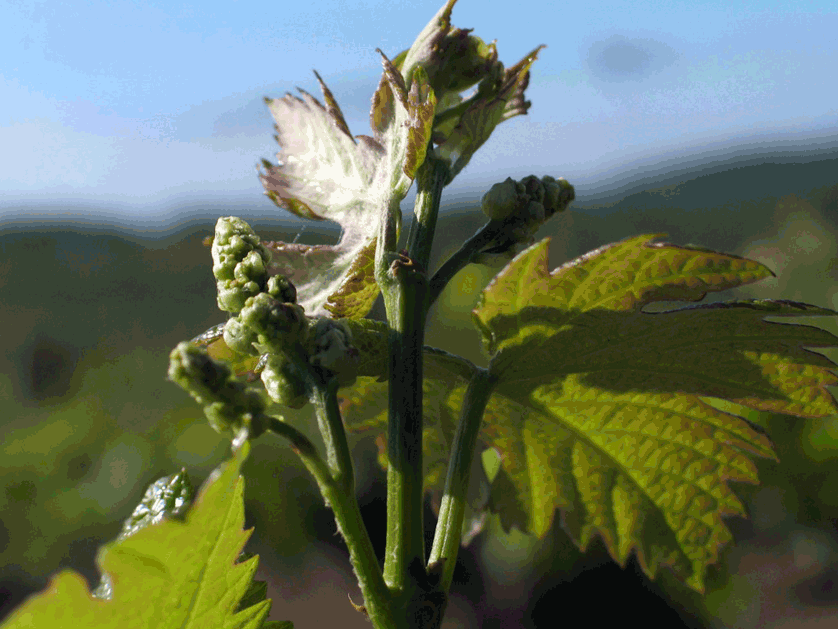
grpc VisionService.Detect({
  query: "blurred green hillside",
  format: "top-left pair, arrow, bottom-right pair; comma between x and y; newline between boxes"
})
2,161 -> 838,627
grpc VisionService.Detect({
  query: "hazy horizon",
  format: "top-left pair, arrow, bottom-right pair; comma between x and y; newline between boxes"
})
2,136 -> 837,236
4,0 -> 836,220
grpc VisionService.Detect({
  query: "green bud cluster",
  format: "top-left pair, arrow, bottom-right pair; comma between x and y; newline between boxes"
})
265,274 -> 297,304
476,175 -> 575,263
260,352 -> 309,409
481,175 -> 574,223
473,175 -> 576,254
208,216 -> 364,409
168,342 -> 267,438
224,292 -> 308,357
221,287 -> 311,408
212,217 -> 273,313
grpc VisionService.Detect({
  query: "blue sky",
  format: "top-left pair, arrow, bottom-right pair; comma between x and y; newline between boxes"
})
2,0 -> 836,218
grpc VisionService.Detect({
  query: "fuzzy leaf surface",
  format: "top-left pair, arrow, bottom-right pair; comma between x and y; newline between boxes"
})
1,442 -> 282,629
471,234 -> 838,591
259,62 -> 435,318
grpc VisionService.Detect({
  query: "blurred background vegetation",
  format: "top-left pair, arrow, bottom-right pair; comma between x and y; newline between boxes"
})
2,157 -> 838,628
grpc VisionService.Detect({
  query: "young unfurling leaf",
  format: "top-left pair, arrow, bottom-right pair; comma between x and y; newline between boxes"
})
256,0 -> 543,319
385,0 -> 543,184
258,62 -> 436,318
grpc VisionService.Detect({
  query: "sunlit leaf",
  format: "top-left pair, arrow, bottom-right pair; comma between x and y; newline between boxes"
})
470,234 -> 838,591
1,443 -> 285,629
341,234 -> 838,590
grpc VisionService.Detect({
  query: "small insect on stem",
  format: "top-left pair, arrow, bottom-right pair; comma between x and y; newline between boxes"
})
254,353 -> 270,378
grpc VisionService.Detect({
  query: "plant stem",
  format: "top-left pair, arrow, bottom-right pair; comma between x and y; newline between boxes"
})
427,221 -> 501,306
266,410 -> 396,629
428,368 -> 497,593
406,156 -> 449,273
382,257 -> 429,595
374,151 -> 448,625
311,374 -> 355,496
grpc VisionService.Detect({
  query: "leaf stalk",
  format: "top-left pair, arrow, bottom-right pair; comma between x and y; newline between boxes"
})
267,401 -> 397,628
427,221 -> 504,306
428,368 -> 496,593
310,373 -> 355,496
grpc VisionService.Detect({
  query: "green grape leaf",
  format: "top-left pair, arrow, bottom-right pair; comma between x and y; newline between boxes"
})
471,234 -> 838,592
2,442 -> 285,629
259,60 -> 436,318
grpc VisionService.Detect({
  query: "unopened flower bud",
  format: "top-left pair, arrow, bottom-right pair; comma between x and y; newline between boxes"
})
541,176 -> 575,218
481,177 -> 521,221
266,274 -> 297,304
168,342 -> 267,438
223,317 -> 260,356
520,175 -> 544,202
212,217 -> 273,313
524,200 -> 545,224
239,293 -> 308,355
260,353 -> 309,409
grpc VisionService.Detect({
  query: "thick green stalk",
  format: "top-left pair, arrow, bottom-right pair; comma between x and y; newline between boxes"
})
375,155 -> 449,625
374,150 -> 450,626
267,405 -> 396,628
406,156 -> 449,272
382,258 -> 429,595
428,368 -> 497,593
